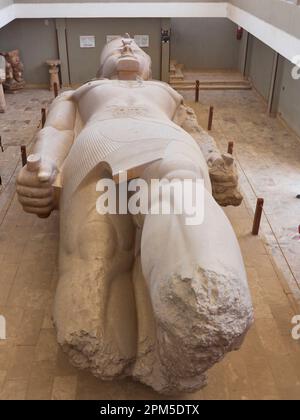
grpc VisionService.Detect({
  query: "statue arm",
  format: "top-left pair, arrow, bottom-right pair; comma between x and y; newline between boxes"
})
16,92 -> 77,217
173,104 -> 223,165
173,104 -> 243,207
33,91 -> 77,181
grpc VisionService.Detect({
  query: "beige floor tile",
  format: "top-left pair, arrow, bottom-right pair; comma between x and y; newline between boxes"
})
51,376 -> 78,400
0,264 -> 18,306
35,329 -> 59,362
0,370 -> 6,393
7,345 -> 35,380
16,309 -> 44,345
54,349 -> 79,377
26,361 -> 55,400
202,362 -> 230,400
0,379 -> 28,400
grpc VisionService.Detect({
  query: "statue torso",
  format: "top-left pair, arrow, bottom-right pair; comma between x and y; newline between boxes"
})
62,79 -> 199,198
71,79 -> 183,125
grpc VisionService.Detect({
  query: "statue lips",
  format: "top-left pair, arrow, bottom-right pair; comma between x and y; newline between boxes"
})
116,55 -> 140,73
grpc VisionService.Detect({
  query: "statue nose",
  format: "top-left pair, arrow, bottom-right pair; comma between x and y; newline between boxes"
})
122,46 -> 134,56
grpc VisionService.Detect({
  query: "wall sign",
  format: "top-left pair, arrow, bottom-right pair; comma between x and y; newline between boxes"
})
80,36 -> 96,48
105,34 -> 150,47
106,35 -> 121,43
134,35 -> 149,48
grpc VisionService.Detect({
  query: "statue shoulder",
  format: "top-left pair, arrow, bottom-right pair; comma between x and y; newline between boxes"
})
71,79 -> 110,103
47,90 -> 76,111
147,80 -> 184,106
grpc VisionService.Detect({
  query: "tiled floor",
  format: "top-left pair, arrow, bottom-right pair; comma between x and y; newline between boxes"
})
0,88 -> 300,400
183,69 -> 248,83
0,89 -> 52,227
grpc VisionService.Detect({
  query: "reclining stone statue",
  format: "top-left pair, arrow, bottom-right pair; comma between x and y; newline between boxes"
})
16,36 -> 253,394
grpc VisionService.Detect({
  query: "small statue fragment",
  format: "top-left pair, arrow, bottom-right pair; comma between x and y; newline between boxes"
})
1,49 -> 25,93
46,59 -> 61,92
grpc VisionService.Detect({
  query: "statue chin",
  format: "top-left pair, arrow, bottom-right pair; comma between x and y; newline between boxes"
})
16,38 -> 253,395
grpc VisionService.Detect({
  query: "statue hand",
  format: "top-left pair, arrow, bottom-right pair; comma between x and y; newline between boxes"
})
16,158 -> 57,217
209,153 -> 243,207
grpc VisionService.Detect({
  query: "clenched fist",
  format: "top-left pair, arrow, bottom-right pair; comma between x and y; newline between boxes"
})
16,154 -> 58,218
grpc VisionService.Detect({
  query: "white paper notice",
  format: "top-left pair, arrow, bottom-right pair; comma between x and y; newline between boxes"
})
134,35 -> 149,48
80,36 -> 96,48
106,35 -> 121,43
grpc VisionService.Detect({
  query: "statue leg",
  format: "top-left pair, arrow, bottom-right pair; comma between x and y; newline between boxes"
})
53,165 -> 138,379
134,154 -> 253,394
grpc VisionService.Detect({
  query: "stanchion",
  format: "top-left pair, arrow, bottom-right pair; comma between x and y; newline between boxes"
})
227,141 -> 234,155
208,106 -> 214,131
41,108 -> 46,128
252,198 -> 264,235
195,80 -> 200,103
20,145 -> 27,167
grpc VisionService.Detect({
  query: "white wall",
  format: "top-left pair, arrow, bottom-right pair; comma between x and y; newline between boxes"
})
0,18 -> 58,84
0,0 -> 13,9
244,33 -> 300,137
230,0 -> 300,40
278,59 -> 300,136
245,35 -> 275,100
171,18 -> 240,69
65,18 -> 162,83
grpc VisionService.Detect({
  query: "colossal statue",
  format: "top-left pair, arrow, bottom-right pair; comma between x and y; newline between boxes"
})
16,36 -> 253,394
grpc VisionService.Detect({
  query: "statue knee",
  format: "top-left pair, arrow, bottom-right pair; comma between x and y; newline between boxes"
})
78,219 -> 118,261
144,159 -> 202,183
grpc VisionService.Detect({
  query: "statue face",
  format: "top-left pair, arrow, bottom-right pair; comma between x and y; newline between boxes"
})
6,50 -> 20,66
99,36 -> 152,80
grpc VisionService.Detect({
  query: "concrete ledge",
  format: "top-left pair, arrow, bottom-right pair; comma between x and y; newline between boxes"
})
227,4 -> 300,65
1,2 -> 300,64
1,2 -> 227,24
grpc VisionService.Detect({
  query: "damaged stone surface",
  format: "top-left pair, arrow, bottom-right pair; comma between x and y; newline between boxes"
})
176,105 -> 243,207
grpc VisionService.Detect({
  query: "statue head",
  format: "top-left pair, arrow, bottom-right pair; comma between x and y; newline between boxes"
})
98,34 -> 152,81
5,50 -> 21,66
